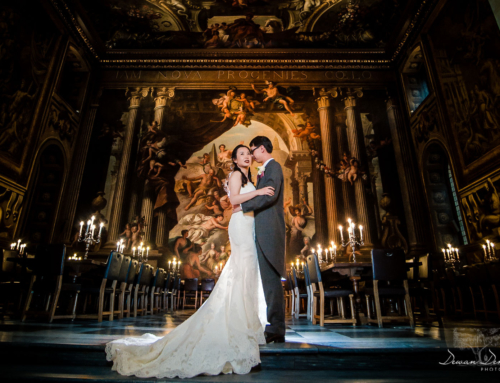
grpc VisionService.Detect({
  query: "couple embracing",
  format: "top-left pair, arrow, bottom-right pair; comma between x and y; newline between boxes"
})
106,136 -> 287,379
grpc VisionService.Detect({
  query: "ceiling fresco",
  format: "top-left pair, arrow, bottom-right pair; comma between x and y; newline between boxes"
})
76,0 -> 410,50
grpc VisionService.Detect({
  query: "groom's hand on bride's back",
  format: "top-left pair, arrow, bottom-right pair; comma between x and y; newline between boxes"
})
257,186 -> 274,196
232,205 -> 242,213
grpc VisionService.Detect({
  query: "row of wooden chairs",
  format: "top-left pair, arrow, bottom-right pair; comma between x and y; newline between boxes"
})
21,244 -> 183,322
285,249 -> 415,328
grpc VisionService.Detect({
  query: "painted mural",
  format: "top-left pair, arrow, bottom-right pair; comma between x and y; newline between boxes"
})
0,0 -> 59,177
428,0 -> 500,166
77,0 -> 409,50
80,87 -> 317,275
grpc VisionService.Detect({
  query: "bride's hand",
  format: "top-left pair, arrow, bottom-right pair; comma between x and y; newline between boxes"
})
257,186 -> 275,196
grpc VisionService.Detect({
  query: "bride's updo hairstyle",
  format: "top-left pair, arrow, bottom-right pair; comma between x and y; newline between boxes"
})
231,144 -> 253,187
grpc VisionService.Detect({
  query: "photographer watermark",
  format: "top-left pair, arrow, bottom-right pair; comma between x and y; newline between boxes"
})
439,328 -> 500,371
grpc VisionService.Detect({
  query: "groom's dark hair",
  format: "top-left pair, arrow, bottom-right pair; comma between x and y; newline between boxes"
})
249,136 -> 273,153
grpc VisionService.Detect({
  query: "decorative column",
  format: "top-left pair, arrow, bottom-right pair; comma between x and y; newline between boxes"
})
386,94 -> 430,255
333,110 -> 356,221
316,89 -> 341,243
343,88 -> 374,249
311,150 -> 328,244
141,181 -> 155,244
59,87 -> 102,242
154,87 -> 175,248
107,87 -> 150,244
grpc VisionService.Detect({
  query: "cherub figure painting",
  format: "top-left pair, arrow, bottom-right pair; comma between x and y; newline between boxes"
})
252,81 -> 295,116
235,92 -> 259,113
292,121 -> 321,141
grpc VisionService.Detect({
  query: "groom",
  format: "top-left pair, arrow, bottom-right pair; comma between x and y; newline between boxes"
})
241,136 -> 286,343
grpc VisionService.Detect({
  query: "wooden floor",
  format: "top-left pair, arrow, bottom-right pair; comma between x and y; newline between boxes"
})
1,311 -> 498,382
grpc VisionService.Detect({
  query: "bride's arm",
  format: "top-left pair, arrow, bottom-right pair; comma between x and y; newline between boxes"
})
228,171 -> 274,205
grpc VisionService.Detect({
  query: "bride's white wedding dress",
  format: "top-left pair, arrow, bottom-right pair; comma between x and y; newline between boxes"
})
105,181 -> 267,379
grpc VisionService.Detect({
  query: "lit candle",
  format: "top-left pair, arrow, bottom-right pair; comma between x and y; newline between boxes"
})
91,215 -> 95,226
483,245 -> 488,260
331,241 -> 335,249
455,248 -> 460,261
79,221 -> 84,236
91,225 -> 95,237
442,248 -> 446,259
220,262 -> 223,270
147,247 -> 150,256
359,225 -> 363,241
132,247 -> 136,256
86,220 -> 91,235
215,265 -> 218,272
98,222 -> 104,237
10,243 -> 15,250
17,239 -> 21,249
168,261 -> 171,269
116,241 -> 120,251
339,226 -> 344,242
491,243 -> 496,258
333,245 -> 337,258
348,218 -> 352,226
301,262 -> 304,270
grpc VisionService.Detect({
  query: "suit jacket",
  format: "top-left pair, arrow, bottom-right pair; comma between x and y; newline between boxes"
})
241,159 -> 286,277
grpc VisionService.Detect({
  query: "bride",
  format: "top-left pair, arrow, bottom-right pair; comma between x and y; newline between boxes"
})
105,144 -> 276,379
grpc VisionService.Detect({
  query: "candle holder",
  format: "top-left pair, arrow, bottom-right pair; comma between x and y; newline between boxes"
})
442,245 -> 460,270
483,240 -> 497,262
339,219 -> 364,263
167,258 -> 182,273
132,243 -> 150,264
78,216 -> 104,260
10,239 -> 27,256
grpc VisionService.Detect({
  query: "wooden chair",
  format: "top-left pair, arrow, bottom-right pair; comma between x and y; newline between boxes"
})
283,274 -> 293,314
407,254 -> 442,325
364,249 -> 414,328
1,249 -> 27,317
291,266 -> 308,319
173,274 -> 182,311
22,244 -> 80,323
464,264 -> 496,320
148,268 -> 166,315
133,264 -> 154,317
303,262 -> 313,321
115,255 -> 131,319
199,278 -> 215,306
162,272 -> 172,311
78,251 -> 124,322
287,272 -> 296,317
182,278 -> 199,309
486,262 -> 500,320
307,253 -> 356,327
122,259 -> 139,318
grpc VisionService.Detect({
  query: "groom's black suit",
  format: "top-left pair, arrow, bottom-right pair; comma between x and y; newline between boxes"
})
242,159 -> 286,336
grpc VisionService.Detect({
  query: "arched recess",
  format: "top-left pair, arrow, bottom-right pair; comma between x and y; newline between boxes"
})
302,0 -> 344,32
421,141 -> 468,249
21,142 -> 67,244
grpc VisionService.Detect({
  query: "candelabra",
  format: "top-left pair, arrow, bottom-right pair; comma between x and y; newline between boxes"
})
168,258 -> 182,273
312,241 -> 338,265
482,240 -> 497,262
442,245 -> 460,270
78,216 -> 104,260
338,218 -> 364,263
10,239 -> 27,255
132,243 -> 150,263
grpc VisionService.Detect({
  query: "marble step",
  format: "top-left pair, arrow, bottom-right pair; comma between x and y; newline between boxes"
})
1,363 -> 481,382
0,341 -> 475,371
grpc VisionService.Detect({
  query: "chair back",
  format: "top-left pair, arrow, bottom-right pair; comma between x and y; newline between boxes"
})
486,262 -> 500,284
137,264 -> 153,286
303,263 -> 311,287
306,253 -> 321,284
371,248 -> 407,281
127,260 -> 139,284
184,278 -> 198,291
164,272 -> 172,291
2,250 -> 17,274
103,251 -> 124,281
291,266 -> 299,289
200,278 -> 215,291
34,244 -> 66,277
156,268 -> 167,288
151,268 -> 160,288
287,271 -> 295,290
117,256 -> 131,283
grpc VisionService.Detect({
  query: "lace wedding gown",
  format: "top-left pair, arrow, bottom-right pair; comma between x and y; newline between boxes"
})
105,181 -> 267,379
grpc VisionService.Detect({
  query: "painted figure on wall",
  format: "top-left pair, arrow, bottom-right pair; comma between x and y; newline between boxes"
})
429,0 -> 500,165
251,81 -> 296,116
